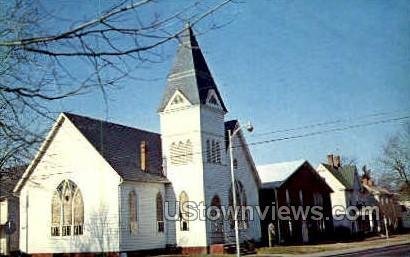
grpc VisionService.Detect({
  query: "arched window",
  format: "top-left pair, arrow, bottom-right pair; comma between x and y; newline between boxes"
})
210,195 -> 224,234
206,139 -> 211,163
129,191 -> 138,234
51,180 -> 83,236
215,142 -> 221,164
73,189 -> 84,235
228,180 -> 248,230
140,141 -> 148,172
185,140 -> 193,163
156,192 -> 164,232
179,191 -> 189,231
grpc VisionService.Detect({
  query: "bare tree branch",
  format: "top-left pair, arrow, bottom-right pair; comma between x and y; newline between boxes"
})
0,0 -> 235,169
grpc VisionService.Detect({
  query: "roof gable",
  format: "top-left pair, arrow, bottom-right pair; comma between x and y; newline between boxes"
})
14,113 -> 169,194
164,90 -> 192,111
259,160 -> 333,192
14,115 -> 66,193
158,26 -> 227,113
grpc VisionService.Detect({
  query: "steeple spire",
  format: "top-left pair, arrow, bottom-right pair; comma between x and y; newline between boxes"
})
157,25 -> 227,112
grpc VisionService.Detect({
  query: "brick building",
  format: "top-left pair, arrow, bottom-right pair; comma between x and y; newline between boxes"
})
258,160 -> 333,245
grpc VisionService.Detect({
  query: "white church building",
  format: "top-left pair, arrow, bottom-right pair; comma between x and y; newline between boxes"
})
13,26 -> 262,256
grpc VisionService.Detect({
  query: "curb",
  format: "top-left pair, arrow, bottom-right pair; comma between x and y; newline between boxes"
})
252,239 -> 410,257
317,242 -> 410,257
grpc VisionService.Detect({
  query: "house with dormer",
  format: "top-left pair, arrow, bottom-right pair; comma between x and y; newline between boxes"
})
13,26 -> 261,256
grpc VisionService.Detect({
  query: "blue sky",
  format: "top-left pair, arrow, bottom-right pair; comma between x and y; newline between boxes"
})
47,0 -> 410,170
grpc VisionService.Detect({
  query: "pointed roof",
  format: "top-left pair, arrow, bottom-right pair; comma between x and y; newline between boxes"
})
258,160 -> 332,192
158,25 -> 227,112
14,113 -> 168,194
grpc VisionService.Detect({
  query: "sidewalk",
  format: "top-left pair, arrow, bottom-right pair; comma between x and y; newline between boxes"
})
253,234 -> 410,257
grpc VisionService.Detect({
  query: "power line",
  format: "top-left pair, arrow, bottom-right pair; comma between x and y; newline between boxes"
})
250,109 -> 410,138
59,114 -> 409,162
14,114 -> 409,186
247,115 -> 410,147
16,112 -> 409,178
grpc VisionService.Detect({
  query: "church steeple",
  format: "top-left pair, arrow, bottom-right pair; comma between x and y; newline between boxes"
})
157,25 -> 227,112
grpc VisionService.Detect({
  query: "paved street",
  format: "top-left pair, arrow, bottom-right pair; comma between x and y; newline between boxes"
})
329,244 -> 410,257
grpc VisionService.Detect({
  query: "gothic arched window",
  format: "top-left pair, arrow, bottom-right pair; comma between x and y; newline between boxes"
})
73,189 -> 84,235
179,191 -> 189,231
156,192 -> 164,232
51,180 -> 84,236
129,191 -> 138,234
228,180 -> 248,230
210,195 -> 224,234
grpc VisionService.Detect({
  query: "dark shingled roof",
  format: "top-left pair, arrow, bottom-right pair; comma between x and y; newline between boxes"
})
322,163 -> 357,189
157,26 -> 227,112
64,113 -> 168,183
0,165 -> 26,198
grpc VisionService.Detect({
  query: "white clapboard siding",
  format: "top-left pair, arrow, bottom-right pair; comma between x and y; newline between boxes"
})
119,181 -> 169,251
19,117 -> 121,254
160,105 -> 209,247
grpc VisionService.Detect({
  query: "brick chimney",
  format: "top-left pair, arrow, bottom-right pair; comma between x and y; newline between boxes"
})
333,155 -> 341,168
327,154 -> 334,167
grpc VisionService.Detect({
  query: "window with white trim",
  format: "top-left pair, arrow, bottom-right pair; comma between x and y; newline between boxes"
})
156,192 -> 164,232
179,191 -> 189,231
129,191 -> 138,234
51,180 -> 83,236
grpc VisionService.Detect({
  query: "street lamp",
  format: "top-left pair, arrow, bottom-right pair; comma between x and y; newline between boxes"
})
228,121 -> 253,257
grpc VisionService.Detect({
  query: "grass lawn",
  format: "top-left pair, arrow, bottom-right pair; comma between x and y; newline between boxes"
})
158,234 -> 410,256
257,234 -> 410,255
257,245 -> 346,255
